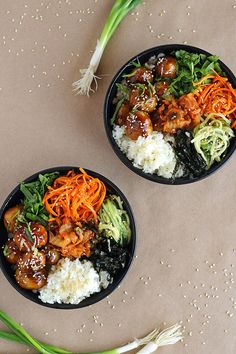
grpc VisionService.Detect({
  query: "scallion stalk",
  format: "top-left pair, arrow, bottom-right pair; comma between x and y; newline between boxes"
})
72,0 -> 142,96
0,310 -> 183,353
0,331 -> 71,354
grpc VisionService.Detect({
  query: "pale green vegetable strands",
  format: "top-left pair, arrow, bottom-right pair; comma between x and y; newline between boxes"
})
0,310 -> 183,354
192,113 -> 234,167
98,195 -> 131,246
72,0 -> 142,96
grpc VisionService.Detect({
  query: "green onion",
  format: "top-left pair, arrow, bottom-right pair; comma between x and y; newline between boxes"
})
116,83 -> 130,97
134,83 -> 146,96
130,58 -> 141,68
72,0 -> 142,96
111,98 -> 125,124
3,245 -> 10,257
0,310 -> 183,354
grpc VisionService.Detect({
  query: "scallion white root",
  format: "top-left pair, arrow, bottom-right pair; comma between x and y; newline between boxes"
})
116,328 -> 159,353
72,0 -> 142,96
136,323 -> 183,354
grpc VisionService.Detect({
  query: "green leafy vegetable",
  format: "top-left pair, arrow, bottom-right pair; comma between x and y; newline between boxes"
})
24,227 -> 34,242
116,82 -> 130,97
19,172 -> 59,226
111,97 -> 125,124
134,83 -> 146,96
147,80 -> 155,97
111,82 -> 130,124
192,113 -> 234,167
0,310 -> 183,354
167,50 -> 223,97
123,59 -> 142,78
98,195 -> 131,246
72,0 -> 142,96
130,58 -> 141,68
3,245 -> 10,257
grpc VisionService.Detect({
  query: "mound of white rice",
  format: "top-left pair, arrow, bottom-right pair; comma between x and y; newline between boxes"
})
112,125 -> 179,178
39,258 -> 110,304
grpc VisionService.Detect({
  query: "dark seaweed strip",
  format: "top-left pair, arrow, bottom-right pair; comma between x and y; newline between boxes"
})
174,130 -> 206,177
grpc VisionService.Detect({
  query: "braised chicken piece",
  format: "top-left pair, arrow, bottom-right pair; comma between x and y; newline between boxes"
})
17,251 -> 46,271
116,101 -> 130,126
150,110 -> 162,131
178,93 -> 201,127
125,111 -> 153,140
13,224 -> 33,252
155,81 -> 169,98
156,55 -> 177,79
15,251 -> 47,290
15,268 -> 47,290
4,239 -> 20,264
30,222 -> 48,248
128,66 -> 154,84
129,86 -> 157,113
45,246 -> 61,265
13,223 -> 48,252
4,205 -> 22,232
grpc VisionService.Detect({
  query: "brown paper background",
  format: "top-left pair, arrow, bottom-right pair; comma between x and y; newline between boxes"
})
1,0 -> 236,353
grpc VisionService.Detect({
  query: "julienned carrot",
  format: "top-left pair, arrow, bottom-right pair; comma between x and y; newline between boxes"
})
43,168 -> 106,224
194,71 -> 236,126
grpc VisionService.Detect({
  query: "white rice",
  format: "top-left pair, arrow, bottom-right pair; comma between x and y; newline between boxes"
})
39,258 -> 110,304
112,125 -> 180,178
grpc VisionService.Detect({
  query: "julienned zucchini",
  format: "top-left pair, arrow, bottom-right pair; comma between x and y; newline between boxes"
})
98,195 -> 131,246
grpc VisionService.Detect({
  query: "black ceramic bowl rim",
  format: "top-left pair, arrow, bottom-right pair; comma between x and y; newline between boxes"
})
104,44 -> 236,185
0,166 -> 136,309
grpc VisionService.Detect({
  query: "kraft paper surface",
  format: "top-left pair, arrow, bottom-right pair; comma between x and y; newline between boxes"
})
0,1 -> 236,353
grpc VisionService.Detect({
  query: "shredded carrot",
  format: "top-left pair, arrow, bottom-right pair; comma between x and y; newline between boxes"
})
194,71 -> 236,126
43,168 -> 106,224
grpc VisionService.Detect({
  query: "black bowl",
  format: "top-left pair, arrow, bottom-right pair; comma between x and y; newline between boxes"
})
0,166 -> 136,309
104,44 -> 236,185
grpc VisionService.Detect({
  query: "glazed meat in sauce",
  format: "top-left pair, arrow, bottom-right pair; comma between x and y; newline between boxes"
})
3,211 -> 60,290
114,53 -> 201,138
125,111 -> 153,140
156,55 -> 177,79
3,206 -> 96,290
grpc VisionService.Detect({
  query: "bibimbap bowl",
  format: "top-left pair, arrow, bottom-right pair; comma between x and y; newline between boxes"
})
0,166 -> 136,309
104,44 -> 236,185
